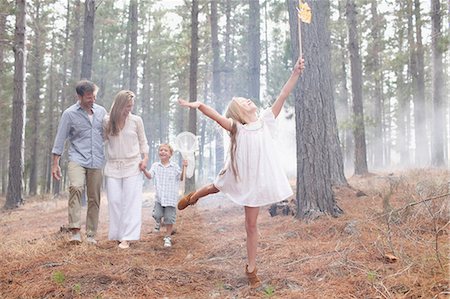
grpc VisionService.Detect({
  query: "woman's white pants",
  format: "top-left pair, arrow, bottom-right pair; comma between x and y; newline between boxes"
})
106,174 -> 143,241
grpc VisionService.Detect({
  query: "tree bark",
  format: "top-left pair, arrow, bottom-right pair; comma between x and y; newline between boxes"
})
186,0 -> 199,193
369,0 -> 384,168
0,1 -> 9,195
70,0 -> 82,93
28,1 -> 43,196
412,0 -> 428,166
430,0 -> 445,167
5,0 -> 27,209
248,0 -> 260,103
288,0 -> 343,220
346,0 -> 368,175
129,0 -> 138,93
80,0 -> 95,80
210,0 -> 224,175
337,1 -> 353,172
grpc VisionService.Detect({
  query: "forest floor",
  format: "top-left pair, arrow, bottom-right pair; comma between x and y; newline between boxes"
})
0,169 -> 449,299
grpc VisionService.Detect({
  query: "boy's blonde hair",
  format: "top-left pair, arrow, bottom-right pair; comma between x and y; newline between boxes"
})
105,90 -> 135,137
159,143 -> 174,155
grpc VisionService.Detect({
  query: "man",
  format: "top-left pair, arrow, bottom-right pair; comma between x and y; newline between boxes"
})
52,80 -> 107,244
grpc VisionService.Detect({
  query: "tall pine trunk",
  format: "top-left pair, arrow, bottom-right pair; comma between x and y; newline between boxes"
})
413,0 -> 428,166
346,0 -> 368,175
28,1 -> 43,196
369,0 -> 384,168
247,0 -> 260,103
129,0 -> 138,93
210,0 -> 224,175
288,0 -> 343,220
71,0 -> 82,90
186,0 -> 199,193
430,0 -> 445,167
5,0 -> 27,209
0,1 -> 9,195
81,0 -> 95,80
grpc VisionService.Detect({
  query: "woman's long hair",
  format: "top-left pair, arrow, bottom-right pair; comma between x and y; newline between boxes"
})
224,98 -> 250,179
105,90 -> 135,137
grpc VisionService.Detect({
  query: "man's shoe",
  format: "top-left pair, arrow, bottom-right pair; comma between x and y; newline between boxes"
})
118,241 -> 130,249
177,192 -> 197,210
69,232 -> 81,244
153,222 -> 160,233
86,237 -> 97,245
163,236 -> 172,248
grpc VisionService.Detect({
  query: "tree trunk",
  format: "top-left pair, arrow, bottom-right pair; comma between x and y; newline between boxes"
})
122,8 -> 130,89
337,1 -> 353,172
129,0 -> 138,93
394,4 -> 410,167
80,0 -> 95,80
247,0 -> 260,103
346,0 -> 368,175
5,0 -> 27,209
186,0 -> 199,193
70,0 -> 82,94
369,0 -> 384,169
60,0 -> 71,111
141,37 -> 152,161
0,1 -> 9,195
223,0 -> 233,103
412,0 -> 428,166
430,0 -> 445,167
210,0 -> 224,175
288,0 -> 343,220
48,32 -> 58,195
28,1 -> 43,196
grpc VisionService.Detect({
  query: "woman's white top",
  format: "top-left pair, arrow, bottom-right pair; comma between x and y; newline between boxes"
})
214,108 -> 293,207
104,114 -> 149,178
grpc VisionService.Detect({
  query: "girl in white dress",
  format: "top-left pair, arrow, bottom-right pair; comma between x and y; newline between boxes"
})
104,90 -> 149,249
177,57 -> 304,288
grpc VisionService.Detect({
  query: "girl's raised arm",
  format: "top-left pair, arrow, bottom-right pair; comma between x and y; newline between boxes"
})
178,98 -> 232,131
271,57 -> 304,118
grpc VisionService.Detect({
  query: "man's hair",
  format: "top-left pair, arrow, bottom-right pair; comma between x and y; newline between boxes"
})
75,80 -> 98,96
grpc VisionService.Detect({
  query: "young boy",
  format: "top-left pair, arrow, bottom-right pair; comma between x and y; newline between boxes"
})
143,144 -> 187,247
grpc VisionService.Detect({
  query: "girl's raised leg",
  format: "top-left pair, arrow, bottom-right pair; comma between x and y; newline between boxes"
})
178,184 -> 219,210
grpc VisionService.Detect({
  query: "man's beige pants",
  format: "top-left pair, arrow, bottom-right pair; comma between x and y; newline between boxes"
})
67,161 -> 102,237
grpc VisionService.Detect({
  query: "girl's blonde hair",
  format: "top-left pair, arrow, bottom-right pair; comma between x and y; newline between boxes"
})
105,90 -> 135,137
224,98 -> 251,179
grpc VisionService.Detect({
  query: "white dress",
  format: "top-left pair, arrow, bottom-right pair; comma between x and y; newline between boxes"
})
214,108 -> 293,207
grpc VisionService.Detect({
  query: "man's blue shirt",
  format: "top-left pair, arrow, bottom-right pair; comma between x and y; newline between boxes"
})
52,101 -> 107,169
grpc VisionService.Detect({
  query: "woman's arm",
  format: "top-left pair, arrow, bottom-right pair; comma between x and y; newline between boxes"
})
271,57 -> 305,118
142,167 -> 152,179
178,98 -> 232,132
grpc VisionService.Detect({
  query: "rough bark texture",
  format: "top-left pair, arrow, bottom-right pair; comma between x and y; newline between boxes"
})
412,0 -> 428,166
288,0 -> 343,220
5,0 -> 27,209
28,1 -> 43,196
247,0 -> 260,103
430,0 -> 445,167
346,0 -> 368,175
211,0 -> 224,175
186,0 -> 199,193
129,0 -> 138,94
369,0 -> 384,168
337,1 -> 353,172
80,0 -> 95,80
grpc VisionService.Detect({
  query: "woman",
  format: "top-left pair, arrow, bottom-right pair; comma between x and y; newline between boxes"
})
104,90 -> 149,249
